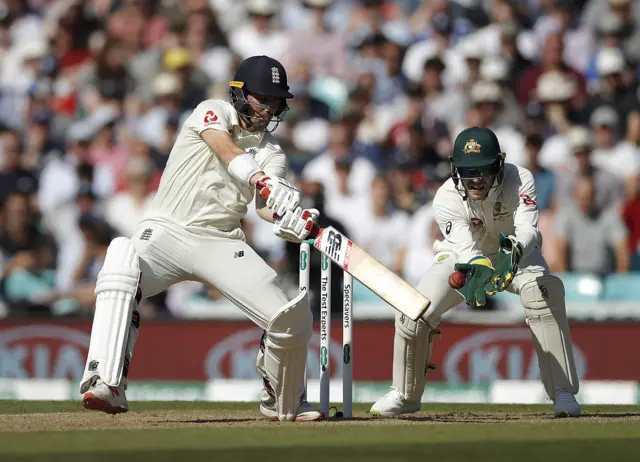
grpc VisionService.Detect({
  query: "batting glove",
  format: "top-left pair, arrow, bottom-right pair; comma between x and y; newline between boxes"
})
257,176 -> 301,218
273,208 -> 320,243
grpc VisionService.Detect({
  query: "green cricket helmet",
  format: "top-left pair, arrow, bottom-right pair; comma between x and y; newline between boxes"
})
449,127 -> 506,199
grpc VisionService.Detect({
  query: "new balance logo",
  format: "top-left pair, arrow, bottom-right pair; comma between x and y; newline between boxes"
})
234,251 -> 245,259
140,228 -> 153,241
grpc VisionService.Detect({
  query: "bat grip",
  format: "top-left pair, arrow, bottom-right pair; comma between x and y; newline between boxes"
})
308,224 -> 321,238
256,179 -> 323,237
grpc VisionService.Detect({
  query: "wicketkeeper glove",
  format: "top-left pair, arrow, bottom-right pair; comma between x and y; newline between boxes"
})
453,262 -> 497,307
485,232 -> 523,295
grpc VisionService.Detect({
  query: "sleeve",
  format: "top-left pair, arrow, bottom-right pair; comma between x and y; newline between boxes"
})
433,193 -> 480,262
187,100 -> 233,136
513,168 -> 540,257
260,150 -> 287,179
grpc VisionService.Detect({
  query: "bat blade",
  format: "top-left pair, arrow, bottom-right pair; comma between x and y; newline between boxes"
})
313,227 -> 430,321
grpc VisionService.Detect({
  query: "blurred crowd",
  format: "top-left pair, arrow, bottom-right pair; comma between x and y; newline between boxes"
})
0,0 -> 639,319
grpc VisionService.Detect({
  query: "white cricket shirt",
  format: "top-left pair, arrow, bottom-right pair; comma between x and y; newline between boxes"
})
144,99 -> 287,239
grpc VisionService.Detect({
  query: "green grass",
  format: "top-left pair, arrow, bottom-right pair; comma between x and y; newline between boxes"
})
1,402 -> 640,461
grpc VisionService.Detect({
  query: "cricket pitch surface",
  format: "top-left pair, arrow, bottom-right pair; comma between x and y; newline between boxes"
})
2,401 -> 640,461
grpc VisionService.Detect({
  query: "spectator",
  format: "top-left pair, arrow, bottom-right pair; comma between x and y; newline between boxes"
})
523,134 -> 555,212
498,21 -> 531,88
533,0 -> 594,74
386,151 -> 425,214
554,175 -> 629,274
104,156 -> 155,239
516,32 -> 587,110
419,54 -> 467,131
229,0 -> 288,60
0,190 -> 47,276
555,126 -> 626,212
282,0 -> 352,82
589,106 -> 640,189
357,175 -> 410,275
404,8 -> 467,90
301,115 -> 377,232
463,80 -> 525,166
537,71 -> 579,171
0,129 -> 38,202
580,47 -> 640,143
584,11 -> 627,89
622,185 -> 640,269
2,235 -> 77,317
161,47 -> 211,111
403,161 -> 449,285
70,215 -> 115,313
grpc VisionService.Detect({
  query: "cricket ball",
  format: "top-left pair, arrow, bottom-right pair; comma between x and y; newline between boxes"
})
448,271 -> 466,289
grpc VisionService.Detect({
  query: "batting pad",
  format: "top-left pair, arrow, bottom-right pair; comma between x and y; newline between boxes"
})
520,275 -> 579,398
80,238 -> 140,392
393,311 -> 439,402
264,290 -> 312,421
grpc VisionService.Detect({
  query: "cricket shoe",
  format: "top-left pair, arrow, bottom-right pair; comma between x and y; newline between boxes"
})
260,398 -> 324,422
369,387 -> 420,417
82,377 -> 128,415
554,390 -> 580,418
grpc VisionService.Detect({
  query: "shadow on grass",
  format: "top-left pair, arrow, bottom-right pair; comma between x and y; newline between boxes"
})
6,439 -> 640,462
159,418 -> 257,424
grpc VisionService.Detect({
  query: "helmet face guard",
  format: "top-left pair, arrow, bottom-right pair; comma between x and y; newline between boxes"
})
230,85 -> 289,133
450,154 -> 505,200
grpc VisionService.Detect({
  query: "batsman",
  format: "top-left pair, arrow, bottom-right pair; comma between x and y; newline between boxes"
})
371,127 -> 580,418
78,55 -> 324,422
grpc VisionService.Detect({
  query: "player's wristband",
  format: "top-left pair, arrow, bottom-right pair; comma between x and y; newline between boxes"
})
228,153 -> 263,185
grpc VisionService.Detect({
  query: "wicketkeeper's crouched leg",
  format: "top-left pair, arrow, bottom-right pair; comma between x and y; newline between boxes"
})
371,252 -> 463,416
516,274 -> 580,397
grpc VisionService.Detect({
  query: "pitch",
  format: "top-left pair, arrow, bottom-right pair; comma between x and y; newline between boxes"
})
1,402 -> 640,462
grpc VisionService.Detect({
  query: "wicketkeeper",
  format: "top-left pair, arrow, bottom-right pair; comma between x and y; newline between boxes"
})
370,127 -> 581,418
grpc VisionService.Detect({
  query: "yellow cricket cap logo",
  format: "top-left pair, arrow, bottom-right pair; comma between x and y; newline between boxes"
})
463,139 -> 481,154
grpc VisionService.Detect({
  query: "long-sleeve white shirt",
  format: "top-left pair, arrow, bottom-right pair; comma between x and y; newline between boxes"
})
432,163 -> 541,263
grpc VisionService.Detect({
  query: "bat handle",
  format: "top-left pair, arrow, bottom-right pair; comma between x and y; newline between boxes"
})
256,179 -> 323,238
308,224 -> 322,239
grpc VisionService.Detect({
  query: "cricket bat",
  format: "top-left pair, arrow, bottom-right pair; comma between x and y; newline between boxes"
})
257,182 -> 431,321
309,226 -> 430,321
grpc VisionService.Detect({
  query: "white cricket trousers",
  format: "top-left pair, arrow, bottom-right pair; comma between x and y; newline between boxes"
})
131,218 -> 290,329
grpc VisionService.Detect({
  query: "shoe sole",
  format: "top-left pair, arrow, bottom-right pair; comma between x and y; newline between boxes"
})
83,393 -> 128,415
370,407 -> 420,417
265,412 -> 326,422
260,405 -> 325,421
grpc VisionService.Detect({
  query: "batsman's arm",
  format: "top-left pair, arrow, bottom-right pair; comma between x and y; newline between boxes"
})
254,153 -> 287,224
189,101 -> 265,186
201,130 -> 265,186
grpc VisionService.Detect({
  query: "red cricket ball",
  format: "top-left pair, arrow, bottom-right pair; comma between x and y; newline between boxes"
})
448,271 -> 466,289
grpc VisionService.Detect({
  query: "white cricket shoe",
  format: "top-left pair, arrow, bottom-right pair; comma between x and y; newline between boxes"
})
82,377 -> 128,415
259,394 -> 324,422
369,387 -> 420,417
554,390 -> 580,418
